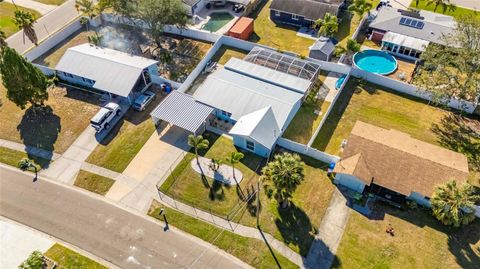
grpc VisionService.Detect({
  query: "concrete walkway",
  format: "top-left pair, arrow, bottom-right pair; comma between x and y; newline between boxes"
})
305,189 -> 350,269
5,0 -> 57,15
6,0 -> 78,55
0,138 -> 61,160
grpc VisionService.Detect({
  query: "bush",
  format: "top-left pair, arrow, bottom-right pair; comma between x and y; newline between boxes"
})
19,250 -> 44,269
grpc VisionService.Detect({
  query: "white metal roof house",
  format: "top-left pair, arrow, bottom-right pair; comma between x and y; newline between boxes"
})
55,44 -> 158,103
368,7 -> 456,60
151,48 -> 318,157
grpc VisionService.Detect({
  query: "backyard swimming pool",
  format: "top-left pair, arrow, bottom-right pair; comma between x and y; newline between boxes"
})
202,12 -> 233,32
353,50 -> 397,75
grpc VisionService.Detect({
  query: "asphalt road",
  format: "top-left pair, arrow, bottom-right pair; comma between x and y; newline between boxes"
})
0,166 -> 248,269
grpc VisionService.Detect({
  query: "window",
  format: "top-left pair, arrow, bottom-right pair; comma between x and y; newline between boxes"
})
399,17 -> 424,29
221,110 -> 232,118
246,140 -> 255,151
292,14 -> 299,20
275,10 -> 280,16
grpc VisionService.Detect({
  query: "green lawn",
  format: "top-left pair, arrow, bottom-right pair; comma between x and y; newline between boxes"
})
45,243 -> 107,269
410,0 -> 480,19
86,103 -> 158,173
0,2 -> 41,37
248,0 -> 314,55
311,79 -> 480,186
0,146 -> 50,170
211,45 -> 249,65
34,0 -> 66,5
148,200 -> 299,269
334,1 -> 380,47
74,170 -> 115,196
283,72 -> 330,144
160,133 -> 335,256
333,205 -> 480,269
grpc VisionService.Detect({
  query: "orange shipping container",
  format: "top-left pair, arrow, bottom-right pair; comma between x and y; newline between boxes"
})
227,17 -> 254,40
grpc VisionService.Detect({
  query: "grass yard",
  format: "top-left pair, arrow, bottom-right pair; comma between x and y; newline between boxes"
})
160,132 -> 335,256
33,29 -> 94,67
311,79 -> 480,186
283,72 -> 331,144
333,204 -> 480,269
45,243 -> 107,269
74,170 -> 115,196
0,146 -> 50,170
248,0 -> 314,56
34,0 -> 66,5
0,83 -> 100,154
86,91 -> 165,172
410,0 -> 480,19
148,200 -> 298,269
0,2 -> 41,37
334,1 -> 380,47
211,45 -> 249,65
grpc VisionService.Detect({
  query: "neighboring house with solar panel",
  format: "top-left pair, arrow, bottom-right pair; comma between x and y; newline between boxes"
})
151,47 -> 321,157
368,7 -> 456,60
55,44 -> 158,104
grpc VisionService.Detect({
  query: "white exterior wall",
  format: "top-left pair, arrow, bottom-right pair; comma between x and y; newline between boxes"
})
334,173 -> 366,193
232,135 -> 270,158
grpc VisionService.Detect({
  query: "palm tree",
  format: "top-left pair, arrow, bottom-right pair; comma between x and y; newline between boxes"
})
75,0 -> 97,19
187,134 -> 209,164
346,38 -> 361,54
315,12 -> 339,37
12,9 -> 38,45
425,0 -> 453,12
348,0 -> 373,17
431,180 -> 480,227
18,158 -> 38,181
80,17 -> 90,31
260,152 -> 305,208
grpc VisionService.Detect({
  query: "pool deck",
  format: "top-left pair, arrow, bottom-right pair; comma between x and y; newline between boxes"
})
387,57 -> 416,83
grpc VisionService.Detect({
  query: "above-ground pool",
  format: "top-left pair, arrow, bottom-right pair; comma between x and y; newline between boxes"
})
353,50 -> 398,75
202,12 -> 234,32
336,74 -> 347,90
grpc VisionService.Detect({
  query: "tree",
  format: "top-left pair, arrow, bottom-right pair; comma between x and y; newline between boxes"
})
75,0 -> 97,19
348,0 -> 373,17
414,15 -> 480,108
260,152 -> 305,208
431,180 -> 480,227
425,0 -> 453,12
0,46 -> 52,109
18,158 -> 39,180
19,250 -> 44,269
225,151 -> 244,183
187,134 -> 209,163
0,30 -> 6,49
12,9 -> 38,45
334,38 -> 360,57
315,12 -> 338,37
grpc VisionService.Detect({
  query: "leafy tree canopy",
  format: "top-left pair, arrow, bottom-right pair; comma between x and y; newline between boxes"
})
19,250 -> 44,269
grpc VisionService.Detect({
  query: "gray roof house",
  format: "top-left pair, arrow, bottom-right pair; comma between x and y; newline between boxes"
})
270,0 -> 344,28
309,37 -> 337,61
368,7 -> 456,60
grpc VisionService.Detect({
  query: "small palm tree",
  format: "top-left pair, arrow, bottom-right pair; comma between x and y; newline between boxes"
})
12,9 -> 38,45
75,0 -> 97,19
260,152 -> 305,208
225,151 -> 244,183
348,0 -> 373,17
188,134 -> 209,163
18,158 -> 38,181
425,0 -> 453,12
431,180 -> 480,227
346,38 -> 361,54
80,17 -> 90,31
315,13 -> 339,37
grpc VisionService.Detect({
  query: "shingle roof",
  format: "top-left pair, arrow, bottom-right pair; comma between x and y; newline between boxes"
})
270,0 -> 342,21
369,7 -> 456,45
310,37 -> 336,55
150,91 -> 214,134
55,44 -> 158,97
336,121 -> 469,197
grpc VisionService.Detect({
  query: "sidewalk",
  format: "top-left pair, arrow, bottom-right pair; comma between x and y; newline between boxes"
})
305,189 -> 351,269
0,138 -> 61,160
5,0 -> 57,15
6,0 -> 79,55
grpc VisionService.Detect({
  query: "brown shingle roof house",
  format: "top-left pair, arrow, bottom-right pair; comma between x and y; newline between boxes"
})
333,121 -> 469,205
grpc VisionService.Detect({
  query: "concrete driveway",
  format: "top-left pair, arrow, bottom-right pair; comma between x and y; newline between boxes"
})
450,0 -> 480,10
5,0 -> 57,15
389,0 -> 413,9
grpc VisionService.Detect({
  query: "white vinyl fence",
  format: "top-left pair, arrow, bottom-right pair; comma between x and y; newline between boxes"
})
277,137 -> 340,164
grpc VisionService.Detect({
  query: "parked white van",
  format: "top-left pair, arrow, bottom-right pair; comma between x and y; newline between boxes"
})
90,102 -> 121,132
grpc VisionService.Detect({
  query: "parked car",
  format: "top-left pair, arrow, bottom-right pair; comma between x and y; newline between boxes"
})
233,4 -> 244,13
90,102 -> 121,132
132,91 -> 156,111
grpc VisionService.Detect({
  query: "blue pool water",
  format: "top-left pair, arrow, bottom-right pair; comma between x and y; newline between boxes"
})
353,50 -> 397,75
336,74 -> 347,90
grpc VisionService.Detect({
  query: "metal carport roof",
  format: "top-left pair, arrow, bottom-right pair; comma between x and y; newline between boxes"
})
151,91 -> 214,134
